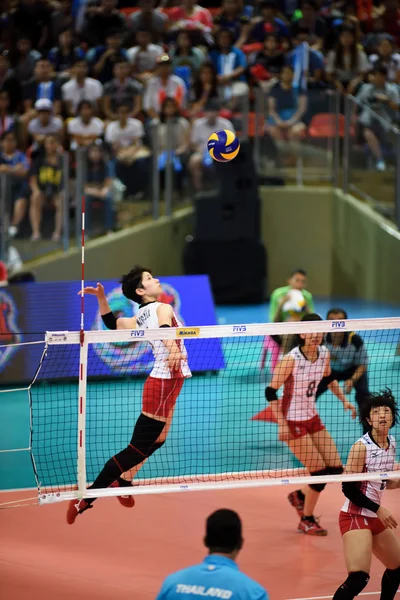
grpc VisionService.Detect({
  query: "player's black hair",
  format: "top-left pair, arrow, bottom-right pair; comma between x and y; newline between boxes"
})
120,265 -> 152,304
327,307 -> 348,319
360,389 -> 398,431
298,313 -> 322,347
204,509 -> 243,554
290,268 -> 307,277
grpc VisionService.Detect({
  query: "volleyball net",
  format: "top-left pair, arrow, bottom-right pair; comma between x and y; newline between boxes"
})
14,318 -> 400,503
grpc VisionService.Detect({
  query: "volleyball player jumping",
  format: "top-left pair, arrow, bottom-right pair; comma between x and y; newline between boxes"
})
265,314 -> 357,535
66,266 -> 191,524
333,389 -> 400,600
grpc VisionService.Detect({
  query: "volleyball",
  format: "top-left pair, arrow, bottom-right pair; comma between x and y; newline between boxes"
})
282,289 -> 306,314
207,129 -> 240,163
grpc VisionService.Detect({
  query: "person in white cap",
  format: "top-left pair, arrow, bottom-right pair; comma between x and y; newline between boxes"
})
26,99 -> 64,152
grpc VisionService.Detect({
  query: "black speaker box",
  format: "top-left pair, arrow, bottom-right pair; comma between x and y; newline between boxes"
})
194,190 -> 260,241
183,239 -> 267,304
194,140 -> 262,241
213,140 -> 259,199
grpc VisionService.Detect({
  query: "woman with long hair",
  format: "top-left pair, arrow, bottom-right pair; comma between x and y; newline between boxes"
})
190,61 -> 219,116
326,25 -> 370,94
265,313 -> 356,536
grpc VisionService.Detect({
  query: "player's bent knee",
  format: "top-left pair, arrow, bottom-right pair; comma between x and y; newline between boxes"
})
309,468 -> 328,492
333,571 -> 370,599
113,414 -> 166,472
130,413 -> 166,452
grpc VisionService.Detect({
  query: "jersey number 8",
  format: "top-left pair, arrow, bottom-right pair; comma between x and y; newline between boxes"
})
306,381 -> 317,398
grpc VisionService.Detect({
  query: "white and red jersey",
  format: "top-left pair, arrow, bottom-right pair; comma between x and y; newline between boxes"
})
342,432 -> 396,518
135,301 -> 192,380
282,345 -> 329,422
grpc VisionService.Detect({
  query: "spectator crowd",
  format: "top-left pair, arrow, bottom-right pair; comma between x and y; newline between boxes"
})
0,0 -> 399,246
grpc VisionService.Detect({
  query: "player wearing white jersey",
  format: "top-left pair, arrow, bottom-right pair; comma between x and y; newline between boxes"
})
67,266 -> 191,524
265,314 -> 356,536
334,390 -> 400,600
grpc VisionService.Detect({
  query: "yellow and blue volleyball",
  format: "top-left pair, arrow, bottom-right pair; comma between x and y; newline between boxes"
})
207,129 -> 240,163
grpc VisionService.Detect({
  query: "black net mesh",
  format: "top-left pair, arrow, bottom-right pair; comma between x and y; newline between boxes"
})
29,325 -> 400,496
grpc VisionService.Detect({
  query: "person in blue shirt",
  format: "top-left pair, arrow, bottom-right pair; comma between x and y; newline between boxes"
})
213,0 -> 252,46
251,0 -> 290,43
156,509 -> 268,600
209,29 -> 248,104
285,27 -> 325,88
0,130 -> 30,238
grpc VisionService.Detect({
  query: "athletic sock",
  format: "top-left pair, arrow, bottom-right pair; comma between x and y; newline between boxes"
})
381,567 -> 400,600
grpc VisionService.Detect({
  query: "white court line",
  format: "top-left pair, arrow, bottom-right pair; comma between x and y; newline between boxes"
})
0,486 -> 36,493
286,592 -> 400,600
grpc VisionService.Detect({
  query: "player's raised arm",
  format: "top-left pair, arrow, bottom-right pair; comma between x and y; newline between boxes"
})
79,282 -> 136,330
324,353 -> 357,419
266,354 -> 294,442
157,303 -> 185,372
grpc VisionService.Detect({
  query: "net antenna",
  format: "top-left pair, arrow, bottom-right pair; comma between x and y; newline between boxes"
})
29,317 -> 400,505
77,194 -> 88,498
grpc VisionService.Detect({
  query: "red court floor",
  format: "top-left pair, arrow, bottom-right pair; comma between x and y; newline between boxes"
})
1,484 -> 399,600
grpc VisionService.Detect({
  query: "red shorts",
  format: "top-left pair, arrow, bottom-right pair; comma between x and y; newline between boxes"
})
286,414 -> 325,439
339,511 -> 386,537
142,376 -> 184,419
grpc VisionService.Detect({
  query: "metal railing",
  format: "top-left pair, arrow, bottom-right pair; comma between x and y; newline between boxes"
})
343,94 -> 399,225
1,90 -> 399,273
251,86 -> 400,228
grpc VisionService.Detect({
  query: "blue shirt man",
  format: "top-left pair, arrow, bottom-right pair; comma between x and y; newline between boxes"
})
156,509 -> 268,600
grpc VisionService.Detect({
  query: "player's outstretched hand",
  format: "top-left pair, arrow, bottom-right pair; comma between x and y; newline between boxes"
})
78,283 -> 106,298
343,401 -> 357,420
377,506 -> 398,529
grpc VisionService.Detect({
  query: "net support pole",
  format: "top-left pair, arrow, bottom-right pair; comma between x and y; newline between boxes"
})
77,338 -> 88,496
77,193 -> 87,497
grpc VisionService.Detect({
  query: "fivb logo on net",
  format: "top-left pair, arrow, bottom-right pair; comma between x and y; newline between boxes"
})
331,320 -> 346,329
92,283 -> 184,373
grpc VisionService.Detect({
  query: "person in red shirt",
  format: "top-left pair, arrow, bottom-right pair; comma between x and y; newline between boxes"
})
168,0 -> 213,45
